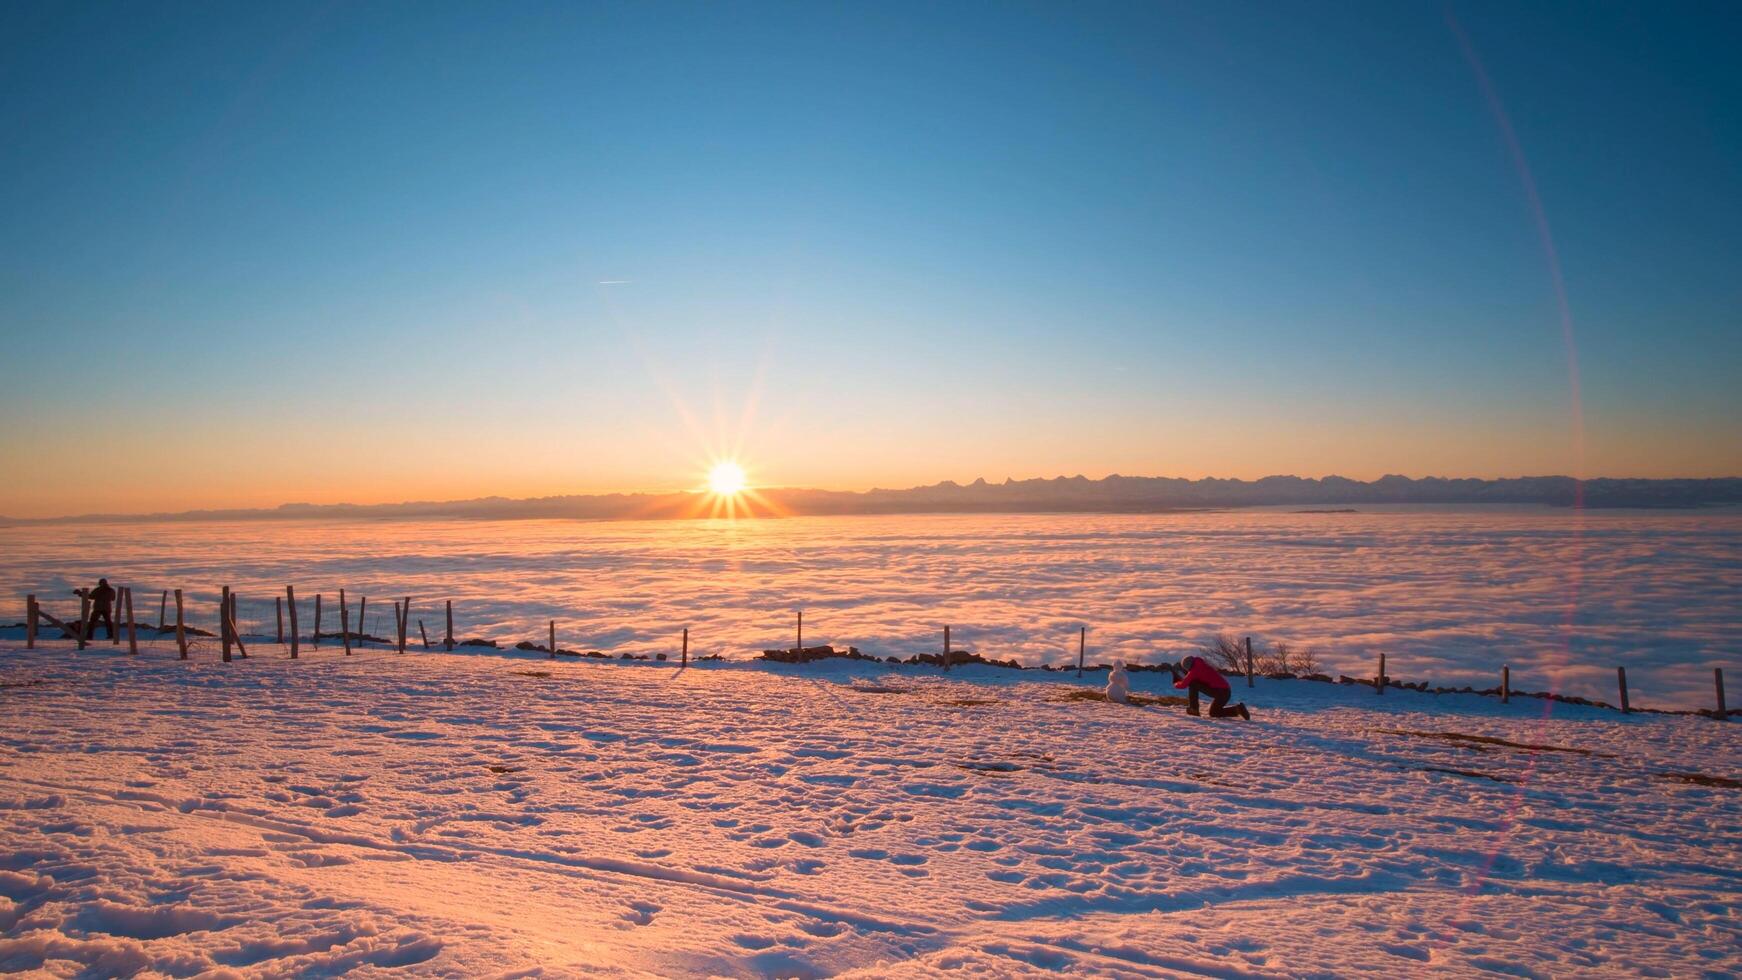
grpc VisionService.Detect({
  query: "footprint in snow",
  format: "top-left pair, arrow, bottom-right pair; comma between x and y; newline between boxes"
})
732,934 -> 777,950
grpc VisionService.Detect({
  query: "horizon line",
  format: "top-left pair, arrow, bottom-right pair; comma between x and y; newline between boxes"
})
5,471 -> 1741,525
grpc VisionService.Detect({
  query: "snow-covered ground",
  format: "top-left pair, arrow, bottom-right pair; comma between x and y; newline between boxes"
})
1,642 -> 1737,977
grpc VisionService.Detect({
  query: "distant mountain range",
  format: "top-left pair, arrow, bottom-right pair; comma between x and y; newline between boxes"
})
6,475 -> 1741,525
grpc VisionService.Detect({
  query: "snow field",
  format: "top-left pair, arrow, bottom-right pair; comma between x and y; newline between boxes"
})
0,644 -> 1737,977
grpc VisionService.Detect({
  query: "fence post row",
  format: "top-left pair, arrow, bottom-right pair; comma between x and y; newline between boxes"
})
14,589 -> 1725,719
286,586 -> 299,659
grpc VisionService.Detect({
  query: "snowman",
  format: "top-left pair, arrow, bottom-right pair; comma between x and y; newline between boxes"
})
1105,660 -> 1131,704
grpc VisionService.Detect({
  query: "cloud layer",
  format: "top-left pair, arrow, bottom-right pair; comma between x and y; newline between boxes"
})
2,507 -> 1736,709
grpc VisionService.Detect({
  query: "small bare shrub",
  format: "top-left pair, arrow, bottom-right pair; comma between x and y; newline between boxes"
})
1199,634 -> 1246,674
1258,640 -> 1291,675
1199,635 -> 1325,677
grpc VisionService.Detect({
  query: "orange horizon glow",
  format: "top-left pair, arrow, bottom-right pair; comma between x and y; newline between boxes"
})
1,393 -> 1737,520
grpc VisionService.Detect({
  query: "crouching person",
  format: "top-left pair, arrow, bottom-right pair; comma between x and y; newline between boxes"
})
1171,655 -> 1250,720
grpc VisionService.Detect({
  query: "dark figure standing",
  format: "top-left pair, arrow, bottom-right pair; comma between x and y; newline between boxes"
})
1170,655 -> 1251,720
79,579 -> 117,641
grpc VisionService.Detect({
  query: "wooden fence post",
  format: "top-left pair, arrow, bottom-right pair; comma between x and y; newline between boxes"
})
943,625 -> 951,672
313,593 -> 322,648
286,586 -> 299,659
111,585 -> 122,644
340,589 -> 352,657
445,600 -> 454,651
1077,626 -> 1085,678
358,596 -> 367,645
1617,666 -> 1630,713
1716,668 -> 1727,720
1502,665 -> 1510,703
25,595 -> 35,649
77,590 -> 90,650
125,588 -> 138,655
400,597 -> 410,654
682,627 -> 689,666
158,590 -> 168,630
549,620 -> 556,659
418,620 -> 429,649
231,592 -> 245,657
1245,636 -> 1254,688
220,586 -> 232,662
174,589 -> 187,659
1377,652 -> 1386,695
276,596 -> 284,644
796,610 -> 803,654
231,591 -> 249,657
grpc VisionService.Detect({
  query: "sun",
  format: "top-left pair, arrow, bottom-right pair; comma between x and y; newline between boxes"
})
707,461 -> 748,497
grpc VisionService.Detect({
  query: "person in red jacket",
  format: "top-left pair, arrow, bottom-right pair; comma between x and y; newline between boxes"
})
1171,655 -> 1251,719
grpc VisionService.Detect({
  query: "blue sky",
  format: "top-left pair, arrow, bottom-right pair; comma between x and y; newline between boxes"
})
1,1 -> 1737,516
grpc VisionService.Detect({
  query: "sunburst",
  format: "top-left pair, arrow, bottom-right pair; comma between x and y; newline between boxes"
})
707,461 -> 747,497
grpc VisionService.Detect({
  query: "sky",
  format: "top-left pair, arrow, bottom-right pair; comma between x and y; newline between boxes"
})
1,1 -> 1738,518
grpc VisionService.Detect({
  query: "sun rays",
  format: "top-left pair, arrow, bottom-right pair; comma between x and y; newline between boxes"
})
696,458 -> 779,519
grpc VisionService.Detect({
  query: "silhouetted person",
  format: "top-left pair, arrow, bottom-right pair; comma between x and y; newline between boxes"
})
1170,655 -> 1250,720
78,579 -> 117,641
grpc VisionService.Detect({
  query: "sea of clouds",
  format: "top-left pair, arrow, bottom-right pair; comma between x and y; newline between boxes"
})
2,506 -> 1737,709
